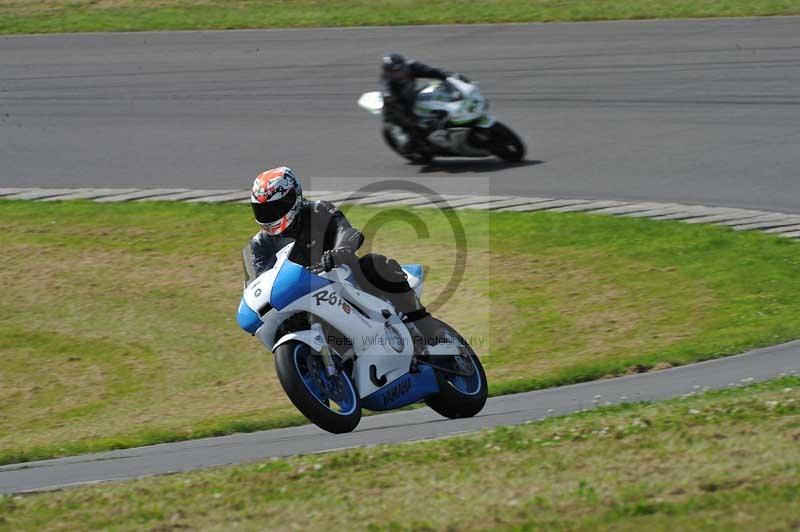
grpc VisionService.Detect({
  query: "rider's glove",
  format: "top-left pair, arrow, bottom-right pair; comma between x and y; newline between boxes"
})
319,248 -> 354,272
452,73 -> 471,83
320,250 -> 337,272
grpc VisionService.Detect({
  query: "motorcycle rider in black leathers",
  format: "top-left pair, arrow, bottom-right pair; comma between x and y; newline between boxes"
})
242,166 -> 440,350
380,52 -> 457,159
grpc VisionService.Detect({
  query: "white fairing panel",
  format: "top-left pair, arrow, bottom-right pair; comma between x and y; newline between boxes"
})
358,91 -> 384,114
273,330 -> 325,353
243,247 -> 416,399
243,244 -> 291,317
402,267 -> 424,299
414,77 -> 488,125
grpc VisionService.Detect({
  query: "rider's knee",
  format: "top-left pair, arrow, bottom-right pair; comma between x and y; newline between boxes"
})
359,253 -> 409,293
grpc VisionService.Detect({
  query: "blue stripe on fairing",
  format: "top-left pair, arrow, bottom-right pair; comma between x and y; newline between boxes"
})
270,260 -> 332,311
237,297 -> 262,335
402,263 -> 423,280
361,365 -> 439,411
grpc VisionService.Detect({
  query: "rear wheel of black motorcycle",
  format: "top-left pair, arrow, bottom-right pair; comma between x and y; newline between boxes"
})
274,341 -> 362,434
424,319 -> 488,419
488,122 -> 526,162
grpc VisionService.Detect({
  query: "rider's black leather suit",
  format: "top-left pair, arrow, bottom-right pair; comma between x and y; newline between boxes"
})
242,199 -> 429,322
381,61 -> 450,153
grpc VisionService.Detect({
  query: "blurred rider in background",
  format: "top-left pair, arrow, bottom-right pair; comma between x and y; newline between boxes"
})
242,166 -> 441,351
380,52 -> 468,159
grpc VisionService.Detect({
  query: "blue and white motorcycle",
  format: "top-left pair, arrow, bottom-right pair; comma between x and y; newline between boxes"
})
237,242 -> 487,433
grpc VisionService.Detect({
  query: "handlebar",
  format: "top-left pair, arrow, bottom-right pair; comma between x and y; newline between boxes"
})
308,249 -> 356,276
308,263 -> 326,275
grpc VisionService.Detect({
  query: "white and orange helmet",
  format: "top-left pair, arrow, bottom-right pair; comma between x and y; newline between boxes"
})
250,166 -> 303,235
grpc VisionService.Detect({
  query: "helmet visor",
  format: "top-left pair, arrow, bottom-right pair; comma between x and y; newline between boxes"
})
252,188 -> 297,224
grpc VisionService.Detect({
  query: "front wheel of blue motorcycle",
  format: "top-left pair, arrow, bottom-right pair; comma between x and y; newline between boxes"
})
274,341 -> 362,434
424,319 -> 488,419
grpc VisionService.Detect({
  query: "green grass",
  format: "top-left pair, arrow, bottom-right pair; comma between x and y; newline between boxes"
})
2,199 -> 800,465
1,0 -> 799,35
3,377 -> 799,530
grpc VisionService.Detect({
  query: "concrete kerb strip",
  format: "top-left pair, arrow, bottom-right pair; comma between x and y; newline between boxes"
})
549,200 -> 629,213
138,189 -> 240,202
40,188 -> 142,201
590,202 -> 673,216
1,187 -> 798,240
468,197 -> 551,210
186,190 -> 251,203
731,216 -> 800,232
680,210 -> 773,225
94,189 -> 190,203
765,224 -> 800,234
497,198 -> 591,212
3,188 -> 84,201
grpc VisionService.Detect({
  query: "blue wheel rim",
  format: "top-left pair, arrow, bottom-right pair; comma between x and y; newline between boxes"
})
442,332 -> 482,396
292,345 -> 357,415
448,363 -> 481,395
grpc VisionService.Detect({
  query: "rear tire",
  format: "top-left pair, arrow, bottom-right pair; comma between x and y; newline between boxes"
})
424,319 -> 488,419
488,122 -> 526,162
274,341 -> 362,434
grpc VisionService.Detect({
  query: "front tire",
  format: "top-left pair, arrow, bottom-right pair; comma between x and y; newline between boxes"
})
382,126 -> 434,165
274,341 -> 362,434
488,122 -> 526,162
424,319 -> 488,419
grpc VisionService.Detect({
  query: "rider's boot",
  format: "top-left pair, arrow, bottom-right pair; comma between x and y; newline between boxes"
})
393,126 -> 433,165
403,309 -> 442,358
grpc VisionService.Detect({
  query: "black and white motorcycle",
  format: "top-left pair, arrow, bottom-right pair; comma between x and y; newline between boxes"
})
358,76 -> 526,165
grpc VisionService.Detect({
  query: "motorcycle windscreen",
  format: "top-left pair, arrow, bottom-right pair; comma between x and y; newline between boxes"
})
270,260 -> 332,311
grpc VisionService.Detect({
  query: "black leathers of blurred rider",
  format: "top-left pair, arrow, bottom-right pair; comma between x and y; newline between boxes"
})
380,59 -> 450,154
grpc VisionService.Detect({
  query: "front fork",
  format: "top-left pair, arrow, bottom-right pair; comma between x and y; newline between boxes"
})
310,322 -> 337,376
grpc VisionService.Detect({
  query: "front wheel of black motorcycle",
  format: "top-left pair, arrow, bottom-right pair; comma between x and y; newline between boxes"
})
274,341 -> 362,434
382,127 -> 433,165
424,319 -> 488,419
488,122 -> 526,162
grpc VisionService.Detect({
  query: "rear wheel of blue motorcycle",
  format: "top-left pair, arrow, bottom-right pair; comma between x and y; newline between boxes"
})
274,341 -> 362,434
424,320 -> 488,419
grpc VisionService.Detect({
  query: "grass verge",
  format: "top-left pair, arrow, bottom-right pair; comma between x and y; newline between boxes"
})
2,377 -> 799,530
1,0 -> 799,35
1,199 -> 800,465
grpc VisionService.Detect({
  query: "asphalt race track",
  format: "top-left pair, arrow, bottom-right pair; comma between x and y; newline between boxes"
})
1,340 -> 799,494
1,17 -> 800,493
1,17 -> 799,211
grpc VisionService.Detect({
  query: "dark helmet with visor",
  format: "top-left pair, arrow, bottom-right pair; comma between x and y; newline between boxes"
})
382,52 -> 409,82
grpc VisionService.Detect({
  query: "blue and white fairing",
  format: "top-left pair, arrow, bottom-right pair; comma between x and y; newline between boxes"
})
236,243 -> 436,400
402,263 -> 424,299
